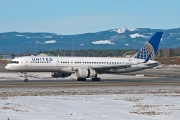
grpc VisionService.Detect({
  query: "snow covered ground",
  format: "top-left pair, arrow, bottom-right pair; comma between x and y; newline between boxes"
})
0,70 -> 180,120
0,86 -> 180,120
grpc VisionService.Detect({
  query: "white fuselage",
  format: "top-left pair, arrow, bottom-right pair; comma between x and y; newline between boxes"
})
5,56 -> 159,73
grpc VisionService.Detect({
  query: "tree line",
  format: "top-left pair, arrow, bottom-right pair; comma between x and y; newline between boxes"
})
3,48 -> 179,58
37,48 -> 180,58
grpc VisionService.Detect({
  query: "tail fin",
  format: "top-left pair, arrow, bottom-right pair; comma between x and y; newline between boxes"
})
134,32 -> 163,60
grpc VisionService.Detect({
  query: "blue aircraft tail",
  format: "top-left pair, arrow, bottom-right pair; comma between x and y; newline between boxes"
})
133,32 -> 163,60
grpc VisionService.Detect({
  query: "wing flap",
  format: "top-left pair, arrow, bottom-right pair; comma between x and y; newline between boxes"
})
91,64 -> 132,72
72,64 -> 132,73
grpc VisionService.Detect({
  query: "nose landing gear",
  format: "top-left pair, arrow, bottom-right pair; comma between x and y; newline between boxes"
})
23,72 -> 29,82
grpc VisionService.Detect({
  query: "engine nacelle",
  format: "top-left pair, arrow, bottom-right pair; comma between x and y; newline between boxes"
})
76,69 -> 97,78
51,72 -> 71,78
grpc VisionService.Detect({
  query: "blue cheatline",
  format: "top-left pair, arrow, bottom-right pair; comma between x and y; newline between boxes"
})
134,32 -> 163,60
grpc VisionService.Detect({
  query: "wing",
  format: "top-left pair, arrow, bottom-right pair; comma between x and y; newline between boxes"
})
90,64 -> 132,73
72,64 -> 136,73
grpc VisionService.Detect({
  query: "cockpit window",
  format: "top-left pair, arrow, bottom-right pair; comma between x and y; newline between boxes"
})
10,61 -> 19,64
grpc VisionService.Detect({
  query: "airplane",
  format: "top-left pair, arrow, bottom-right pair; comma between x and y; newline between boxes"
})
5,32 -> 163,82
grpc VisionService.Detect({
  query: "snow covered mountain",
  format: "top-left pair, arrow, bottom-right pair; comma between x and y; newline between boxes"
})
0,28 -> 180,53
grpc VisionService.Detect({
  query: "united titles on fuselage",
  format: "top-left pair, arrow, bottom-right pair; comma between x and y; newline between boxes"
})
32,58 -> 53,62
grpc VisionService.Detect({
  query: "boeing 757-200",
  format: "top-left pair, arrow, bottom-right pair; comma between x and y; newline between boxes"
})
5,32 -> 163,82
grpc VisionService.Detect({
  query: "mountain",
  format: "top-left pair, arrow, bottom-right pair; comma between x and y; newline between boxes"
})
0,28 -> 180,53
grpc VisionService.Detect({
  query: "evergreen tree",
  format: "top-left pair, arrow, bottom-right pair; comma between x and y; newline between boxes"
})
11,53 -> 15,58
169,48 -> 175,57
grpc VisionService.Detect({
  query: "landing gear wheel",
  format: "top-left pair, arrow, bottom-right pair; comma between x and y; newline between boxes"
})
23,72 -> 29,82
77,78 -> 86,81
92,78 -> 101,81
24,79 -> 29,82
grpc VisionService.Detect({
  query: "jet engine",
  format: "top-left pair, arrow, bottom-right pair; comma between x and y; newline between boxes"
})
51,72 -> 71,78
76,69 -> 97,78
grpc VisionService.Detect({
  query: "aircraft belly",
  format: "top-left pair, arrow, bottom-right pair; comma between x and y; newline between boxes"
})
11,66 -> 61,72
60,67 -> 74,73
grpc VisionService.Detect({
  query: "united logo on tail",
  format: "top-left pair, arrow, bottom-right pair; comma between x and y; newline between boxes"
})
134,32 -> 163,60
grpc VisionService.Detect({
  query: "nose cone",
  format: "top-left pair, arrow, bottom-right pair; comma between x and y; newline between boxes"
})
5,64 -> 11,70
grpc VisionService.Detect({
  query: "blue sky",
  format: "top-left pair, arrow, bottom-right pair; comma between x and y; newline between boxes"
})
0,0 -> 179,34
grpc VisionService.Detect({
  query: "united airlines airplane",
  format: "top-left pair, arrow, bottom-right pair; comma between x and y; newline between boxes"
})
5,32 -> 163,82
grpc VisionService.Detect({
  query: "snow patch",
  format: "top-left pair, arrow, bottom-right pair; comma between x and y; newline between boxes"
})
124,44 -> 129,46
112,28 -> 137,33
43,36 -> 52,38
113,28 -> 126,33
44,40 -> 56,44
15,35 -> 24,37
26,37 -> 38,39
92,40 -> 115,45
129,33 -> 149,38
0,93 -> 180,120
127,28 -> 137,31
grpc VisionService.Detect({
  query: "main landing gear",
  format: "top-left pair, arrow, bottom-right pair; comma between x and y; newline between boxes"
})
24,79 -> 29,82
77,77 -> 101,81
77,78 -> 86,81
91,77 -> 101,81
23,72 -> 29,82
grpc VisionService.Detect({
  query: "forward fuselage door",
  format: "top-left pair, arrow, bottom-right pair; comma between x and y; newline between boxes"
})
25,58 -> 29,66
56,58 -> 60,66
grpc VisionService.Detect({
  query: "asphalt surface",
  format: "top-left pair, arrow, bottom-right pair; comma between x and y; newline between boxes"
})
0,67 -> 180,87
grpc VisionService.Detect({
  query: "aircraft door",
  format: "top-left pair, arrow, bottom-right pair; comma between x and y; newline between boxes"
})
25,59 -> 29,66
56,59 -> 60,66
